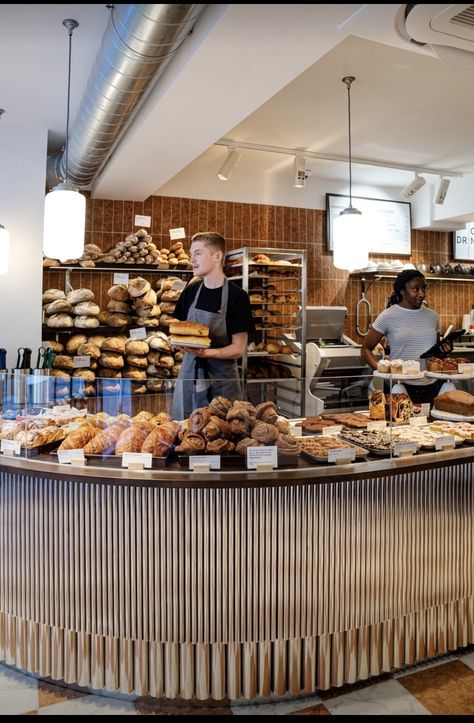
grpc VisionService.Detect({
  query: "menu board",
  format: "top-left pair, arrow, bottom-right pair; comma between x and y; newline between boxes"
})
326,193 -> 412,255
453,223 -> 474,260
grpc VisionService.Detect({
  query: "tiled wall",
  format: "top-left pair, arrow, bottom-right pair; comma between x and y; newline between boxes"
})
46,193 -> 474,341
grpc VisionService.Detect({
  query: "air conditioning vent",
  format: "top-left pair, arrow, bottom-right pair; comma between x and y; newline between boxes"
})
451,5 -> 474,29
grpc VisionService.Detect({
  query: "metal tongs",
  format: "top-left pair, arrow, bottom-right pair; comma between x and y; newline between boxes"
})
356,278 -> 372,336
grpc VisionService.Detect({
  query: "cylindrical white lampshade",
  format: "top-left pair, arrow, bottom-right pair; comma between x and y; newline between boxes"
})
217,149 -> 241,181
43,185 -> 86,262
332,208 -> 369,272
0,225 -> 10,275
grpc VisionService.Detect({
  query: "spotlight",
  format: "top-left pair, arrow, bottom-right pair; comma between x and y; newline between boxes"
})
293,154 -> 307,187
217,148 -> 241,181
401,172 -> 426,199
434,176 -> 450,205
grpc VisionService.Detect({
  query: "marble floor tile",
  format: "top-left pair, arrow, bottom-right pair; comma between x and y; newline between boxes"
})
393,654 -> 457,678
289,702 -> 331,715
37,694 -> 137,715
323,679 -> 430,716
397,660 -> 474,715
38,680 -> 88,709
0,664 -> 39,715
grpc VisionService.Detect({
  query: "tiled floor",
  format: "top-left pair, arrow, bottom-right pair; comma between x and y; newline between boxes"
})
0,647 -> 472,715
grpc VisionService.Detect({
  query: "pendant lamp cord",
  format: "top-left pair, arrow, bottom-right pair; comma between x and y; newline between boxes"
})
342,76 -> 355,210
62,19 -> 79,185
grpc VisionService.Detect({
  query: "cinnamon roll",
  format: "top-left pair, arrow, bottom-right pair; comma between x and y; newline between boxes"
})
189,407 -> 211,433
250,421 -> 279,445
175,432 -> 206,454
208,396 -> 232,420
276,433 -> 300,456
255,401 -> 278,424
202,415 -> 231,441
206,438 -> 235,454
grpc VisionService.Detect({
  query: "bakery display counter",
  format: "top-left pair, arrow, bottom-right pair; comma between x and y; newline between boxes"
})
0,375 -> 473,700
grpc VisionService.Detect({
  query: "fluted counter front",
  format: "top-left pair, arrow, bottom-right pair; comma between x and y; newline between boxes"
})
0,452 -> 473,700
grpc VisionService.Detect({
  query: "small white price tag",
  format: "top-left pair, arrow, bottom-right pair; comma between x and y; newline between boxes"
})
458,363 -> 474,374
53,404 -> 71,413
169,227 -> 186,240
246,446 -> 277,470
421,403 -> 431,417
322,425 -> 343,436
327,447 -> 355,464
367,420 -> 386,431
73,355 -> 91,368
189,455 -> 221,471
122,452 -> 152,469
171,280 -> 187,291
57,448 -> 85,465
134,214 -> 151,228
410,416 -> 428,426
1,439 -> 21,456
129,327 -> 147,340
113,272 -> 129,285
435,435 -> 456,450
393,441 -> 417,457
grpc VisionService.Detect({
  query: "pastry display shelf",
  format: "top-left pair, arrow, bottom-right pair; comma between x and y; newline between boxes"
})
228,274 -> 301,282
45,264 -> 193,273
351,270 -> 474,283
424,370 -> 474,379
42,324 -> 165,335
373,370 -> 425,381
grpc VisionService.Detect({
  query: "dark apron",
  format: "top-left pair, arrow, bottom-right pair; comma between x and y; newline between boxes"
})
171,278 -> 243,420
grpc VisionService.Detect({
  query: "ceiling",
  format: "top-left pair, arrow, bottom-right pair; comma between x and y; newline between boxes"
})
2,3 -> 474,213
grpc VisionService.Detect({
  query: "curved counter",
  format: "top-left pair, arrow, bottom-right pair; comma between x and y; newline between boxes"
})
0,450 -> 473,700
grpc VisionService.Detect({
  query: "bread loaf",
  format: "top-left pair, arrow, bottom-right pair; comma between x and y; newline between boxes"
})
74,315 -> 100,328
128,277 -> 151,298
125,340 -> 149,355
108,284 -> 129,301
169,321 -> 209,337
107,300 -> 131,313
77,342 -> 101,359
43,340 -> 64,354
73,301 -> 100,316
169,334 -> 211,347
99,352 -> 124,369
46,313 -> 73,328
101,337 -> 126,353
42,289 -> 66,303
67,288 -> 95,305
45,299 -> 73,315
66,334 -> 88,354
433,390 -> 474,415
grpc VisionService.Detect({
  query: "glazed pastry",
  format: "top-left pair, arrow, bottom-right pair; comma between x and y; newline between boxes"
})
189,407 -> 211,433
175,432 -> 206,454
235,437 -> 258,455
202,415 -> 231,441
275,433 -> 300,456
255,401 -> 278,424
206,438 -> 235,454
251,421 -> 279,445
208,396 -> 232,419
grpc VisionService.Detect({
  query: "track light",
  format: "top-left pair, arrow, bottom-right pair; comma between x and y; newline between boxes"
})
293,154 -> 307,187
401,172 -> 426,199
217,148 -> 241,181
434,176 -> 450,205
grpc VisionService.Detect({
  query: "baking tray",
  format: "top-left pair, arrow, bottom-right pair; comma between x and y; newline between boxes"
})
300,445 -> 367,464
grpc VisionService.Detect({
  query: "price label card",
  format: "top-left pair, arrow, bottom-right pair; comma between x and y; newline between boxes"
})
367,420 -> 386,431
410,416 -> 428,426
169,227 -> 186,240
171,280 -> 187,291
134,214 -> 151,228
246,446 -> 277,470
114,272 -> 129,285
327,447 -> 355,464
53,404 -> 71,413
122,452 -> 152,469
421,403 -> 431,417
57,448 -> 85,464
458,363 -> 474,373
322,425 -> 343,436
1,439 -> 21,455
189,455 -> 221,471
393,441 -> 417,457
73,355 -> 91,368
435,435 -> 456,450
129,327 -> 147,340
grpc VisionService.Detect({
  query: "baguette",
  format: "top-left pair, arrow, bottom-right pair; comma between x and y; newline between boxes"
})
169,321 -> 209,337
169,335 -> 211,347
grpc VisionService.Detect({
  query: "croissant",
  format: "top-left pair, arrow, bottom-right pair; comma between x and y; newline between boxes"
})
189,407 -> 211,433
208,396 -> 232,420
202,415 -> 231,441
251,421 -> 279,445
115,424 -> 153,455
175,432 -> 206,454
83,421 -> 130,455
255,401 -> 278,424
206,438 -> 235,454
58,424 -> 98,450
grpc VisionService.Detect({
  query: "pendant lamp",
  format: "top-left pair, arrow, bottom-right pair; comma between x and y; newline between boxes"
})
332,76 -> 369,272
0,224 -> 10,275
43,19 -> 85,263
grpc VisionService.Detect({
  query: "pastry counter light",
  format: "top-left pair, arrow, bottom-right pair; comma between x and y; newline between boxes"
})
43,18 -> 85,264
0,224 -> 10,275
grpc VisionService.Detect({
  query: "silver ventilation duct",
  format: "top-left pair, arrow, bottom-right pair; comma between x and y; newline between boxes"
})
47,4 -> 206,190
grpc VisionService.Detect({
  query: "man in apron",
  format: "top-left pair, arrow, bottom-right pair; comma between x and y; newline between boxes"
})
171,232 -> 255,420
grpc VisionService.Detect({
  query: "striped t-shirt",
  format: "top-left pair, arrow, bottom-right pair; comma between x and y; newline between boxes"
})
372,304 -> 440,372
